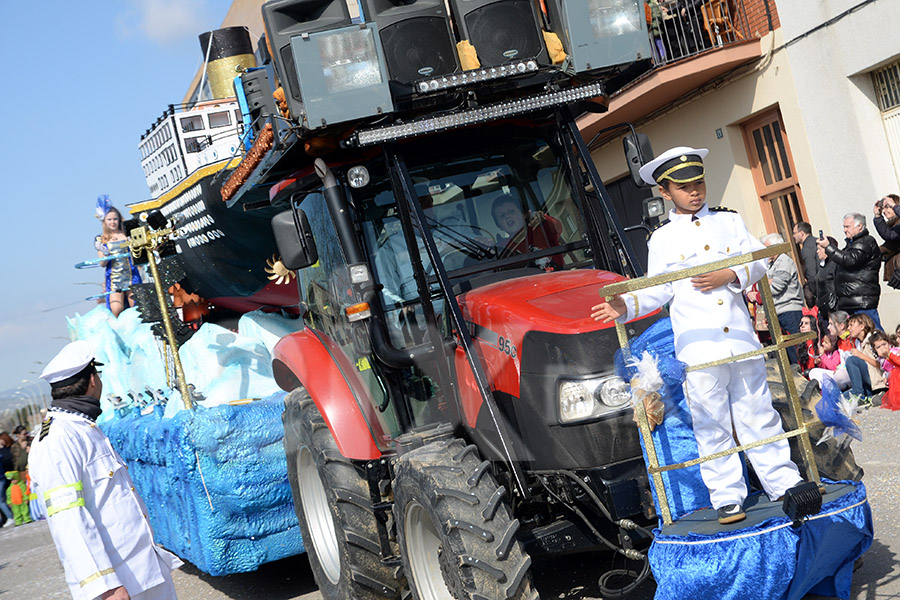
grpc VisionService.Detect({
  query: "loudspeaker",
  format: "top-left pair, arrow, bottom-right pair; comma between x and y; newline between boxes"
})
239,68 -> 277,135
262,0 -> 353,119
361,0 -> 459,84
448,0 -> 547,68
543,0 -> 652,73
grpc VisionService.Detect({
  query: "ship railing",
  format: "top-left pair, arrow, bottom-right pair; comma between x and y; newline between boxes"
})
600,242 -> 819,526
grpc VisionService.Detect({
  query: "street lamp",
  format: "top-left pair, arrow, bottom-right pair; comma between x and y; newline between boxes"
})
20,379 -> 48,411
11,391 -> 37,430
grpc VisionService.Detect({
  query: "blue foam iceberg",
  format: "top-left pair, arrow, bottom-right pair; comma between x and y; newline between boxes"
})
66,306 -> 306,575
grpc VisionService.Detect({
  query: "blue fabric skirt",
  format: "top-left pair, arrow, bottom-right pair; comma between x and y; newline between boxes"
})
650,481 -> 872,600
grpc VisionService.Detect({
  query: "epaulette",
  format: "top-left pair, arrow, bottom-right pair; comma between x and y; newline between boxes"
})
650,219 -> 670,235
709,206 -> 737,214
39,416 -> 53,441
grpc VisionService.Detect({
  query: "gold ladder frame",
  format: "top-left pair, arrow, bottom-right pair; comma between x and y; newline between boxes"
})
601,242 -> 819,525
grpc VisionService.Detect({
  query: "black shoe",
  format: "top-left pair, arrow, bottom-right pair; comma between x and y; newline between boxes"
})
717,503 -> 746,524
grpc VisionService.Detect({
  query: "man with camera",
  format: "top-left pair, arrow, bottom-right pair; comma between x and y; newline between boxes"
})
817,213 -> 883,330
872,194 -> 900,289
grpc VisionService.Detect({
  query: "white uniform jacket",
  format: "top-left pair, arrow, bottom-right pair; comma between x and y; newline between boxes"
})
620,204 -> 767,366
29,410 -> 182,600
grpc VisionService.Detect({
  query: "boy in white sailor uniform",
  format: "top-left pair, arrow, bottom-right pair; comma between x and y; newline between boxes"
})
29,341 -> 182,600
592,147 -> 804,524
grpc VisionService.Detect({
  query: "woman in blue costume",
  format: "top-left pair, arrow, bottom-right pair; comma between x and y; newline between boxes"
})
96,206 -> 142,317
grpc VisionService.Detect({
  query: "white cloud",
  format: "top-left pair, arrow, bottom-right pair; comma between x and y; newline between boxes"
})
117,0 -> 214,44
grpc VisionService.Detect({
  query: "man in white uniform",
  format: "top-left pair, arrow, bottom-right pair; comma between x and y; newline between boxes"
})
592,146 -> 805,524
30,341 -> 182,600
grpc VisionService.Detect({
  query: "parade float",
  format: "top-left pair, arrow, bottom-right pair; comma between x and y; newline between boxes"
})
70,22 -> 309,576
67,0 -> 872,595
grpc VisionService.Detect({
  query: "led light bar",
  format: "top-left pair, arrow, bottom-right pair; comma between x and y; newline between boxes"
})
356,82 -> 605,146
415,60 -> 539,94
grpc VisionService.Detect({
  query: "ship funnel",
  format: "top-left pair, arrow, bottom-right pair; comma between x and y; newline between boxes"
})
198,26 -> 256,99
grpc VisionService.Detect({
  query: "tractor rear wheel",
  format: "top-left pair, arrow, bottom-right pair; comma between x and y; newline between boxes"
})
283,388 -> 404,600
394,438 -> 538,600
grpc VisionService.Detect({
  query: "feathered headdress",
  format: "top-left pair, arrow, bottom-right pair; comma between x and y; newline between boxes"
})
95,194 -> 113,220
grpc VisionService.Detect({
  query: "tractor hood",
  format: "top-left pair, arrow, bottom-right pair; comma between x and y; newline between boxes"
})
457,269 -> 627,338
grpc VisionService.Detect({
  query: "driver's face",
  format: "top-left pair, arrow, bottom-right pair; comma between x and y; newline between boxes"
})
494,202 -> 525,235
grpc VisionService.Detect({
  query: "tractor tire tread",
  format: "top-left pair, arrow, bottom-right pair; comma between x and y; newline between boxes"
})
283,388 -> 404,600
395,439 -> 538,600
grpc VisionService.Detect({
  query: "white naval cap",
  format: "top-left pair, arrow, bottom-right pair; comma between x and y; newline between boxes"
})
40,340 -> 103,386
638,146 -> 709,186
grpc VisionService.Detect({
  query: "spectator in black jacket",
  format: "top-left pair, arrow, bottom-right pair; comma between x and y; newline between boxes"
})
872,193 -> 900,288
817,212 -> 883,330
792,221 -> 818,306
815,235 -> 839,325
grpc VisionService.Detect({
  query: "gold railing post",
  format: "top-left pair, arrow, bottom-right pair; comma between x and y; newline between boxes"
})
757,275 -> 820,485
128,225 -> 194,410
614,317 -> 673,525
602,242 -> 819,526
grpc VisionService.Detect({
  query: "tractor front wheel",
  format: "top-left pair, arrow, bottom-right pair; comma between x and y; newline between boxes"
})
394,438 -> 538,600
284,388 -> 404,600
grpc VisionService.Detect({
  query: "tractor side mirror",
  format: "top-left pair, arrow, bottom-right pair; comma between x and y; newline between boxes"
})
623,133 -> 654,188
271,208 -> 318,270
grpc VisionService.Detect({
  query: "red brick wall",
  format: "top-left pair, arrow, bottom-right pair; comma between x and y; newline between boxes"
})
742,0 -> 780,37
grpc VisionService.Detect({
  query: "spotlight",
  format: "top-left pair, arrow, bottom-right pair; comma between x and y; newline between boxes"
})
146,210 -> 169,231
782,482 -> 823,526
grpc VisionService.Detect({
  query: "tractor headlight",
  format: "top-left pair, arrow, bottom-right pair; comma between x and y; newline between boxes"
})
558,375 -> 631,424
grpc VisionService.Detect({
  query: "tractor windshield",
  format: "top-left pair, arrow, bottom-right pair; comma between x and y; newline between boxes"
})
358,122 -> 592,325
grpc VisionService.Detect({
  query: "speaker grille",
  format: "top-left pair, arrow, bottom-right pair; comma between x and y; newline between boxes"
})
464,0 -> 543,67
380,17 -> 458,83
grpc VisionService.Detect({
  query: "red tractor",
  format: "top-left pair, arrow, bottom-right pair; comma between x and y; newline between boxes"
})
267,105 -> 665,599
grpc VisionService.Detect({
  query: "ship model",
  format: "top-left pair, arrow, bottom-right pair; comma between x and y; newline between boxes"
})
127,25 -> 298,326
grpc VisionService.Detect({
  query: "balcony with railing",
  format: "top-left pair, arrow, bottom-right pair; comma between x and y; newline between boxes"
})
580,0 -> 774,144
650,0 -> 752,65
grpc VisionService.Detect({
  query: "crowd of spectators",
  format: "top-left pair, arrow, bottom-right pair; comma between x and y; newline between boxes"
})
0,425 -> 42,527
770,196 -> 900,409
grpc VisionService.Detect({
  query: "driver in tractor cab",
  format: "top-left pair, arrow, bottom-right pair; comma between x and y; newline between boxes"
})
591,146 -> 809,525
491,194 -> 564,271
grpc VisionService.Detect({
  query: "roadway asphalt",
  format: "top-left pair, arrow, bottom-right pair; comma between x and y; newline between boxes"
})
3,405 -> 897,599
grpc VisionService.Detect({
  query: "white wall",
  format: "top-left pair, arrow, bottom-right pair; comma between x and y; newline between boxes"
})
775,0 -> 900,330
776,0 -> 900,213
591,30 -> 819,241
590,16 -> 900,329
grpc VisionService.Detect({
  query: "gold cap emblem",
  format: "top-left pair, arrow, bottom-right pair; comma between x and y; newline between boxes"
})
680,155 -> 688,162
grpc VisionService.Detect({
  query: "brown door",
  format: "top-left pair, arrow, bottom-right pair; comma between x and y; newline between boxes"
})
741,108 -> 808,283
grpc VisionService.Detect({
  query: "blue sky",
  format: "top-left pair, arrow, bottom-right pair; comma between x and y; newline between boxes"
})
0,0 -> 235,401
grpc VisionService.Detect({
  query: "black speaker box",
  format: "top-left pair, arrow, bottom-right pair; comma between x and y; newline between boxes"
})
448,0 -> 547,68
261,0 -> 353,119
239,68 -> 277,135
360,0 -> 459,84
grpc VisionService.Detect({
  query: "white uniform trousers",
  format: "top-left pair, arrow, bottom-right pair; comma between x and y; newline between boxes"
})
684,358 -> 802,509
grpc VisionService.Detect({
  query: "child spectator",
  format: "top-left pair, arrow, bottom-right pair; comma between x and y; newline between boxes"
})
808,334 -> 849,391
843,313 -> 886,402
828,310 -> 854,351
797,314 -> 820,375
871,332 -> 900,410
4,471 -> 31,526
